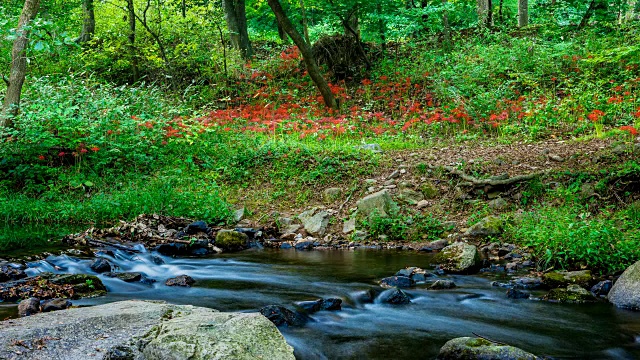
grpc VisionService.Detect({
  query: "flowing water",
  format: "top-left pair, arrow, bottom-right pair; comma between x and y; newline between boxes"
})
5,247 -> 640,359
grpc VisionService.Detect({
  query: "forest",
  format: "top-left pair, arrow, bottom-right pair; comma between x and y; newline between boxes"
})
2,1 -> 640,359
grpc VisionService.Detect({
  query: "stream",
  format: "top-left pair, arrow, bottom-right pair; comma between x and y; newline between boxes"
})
3,247 -> 640,359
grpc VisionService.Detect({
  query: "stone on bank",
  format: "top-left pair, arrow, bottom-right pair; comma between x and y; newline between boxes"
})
0,300 -> 295,360
608,260 -> 640,310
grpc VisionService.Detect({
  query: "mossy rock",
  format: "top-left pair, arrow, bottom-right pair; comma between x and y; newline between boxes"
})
322,187 -> 342,203
543,285 -> 596,303
465,216 -> 503,237
356,190 -> 395,219
542,270 -> 592,288
420,182 -> 439,199
434,242 -> 481,274
436,337 -> 538,360
215,230 -> 249,251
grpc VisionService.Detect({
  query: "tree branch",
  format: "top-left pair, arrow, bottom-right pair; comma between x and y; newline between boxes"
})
438,165 -> 549,186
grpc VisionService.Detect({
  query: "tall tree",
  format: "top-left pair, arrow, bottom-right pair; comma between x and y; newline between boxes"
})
442,0 -> 451,50
267,0 -> 338,110
126,0 -> 139,82
518,0 -> 529,27
477,0 -> 492,28
1,0 -> 41,128
76,0 -> 95,43
222,0 -> 253,59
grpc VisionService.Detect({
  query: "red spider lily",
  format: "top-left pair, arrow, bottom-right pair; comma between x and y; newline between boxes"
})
80,148 -> 88,154
620,126 -> 639,136
90,146 -> 100,152
37,155 -> 45,160
58,152 -> 65,157
587,109 -> 605,122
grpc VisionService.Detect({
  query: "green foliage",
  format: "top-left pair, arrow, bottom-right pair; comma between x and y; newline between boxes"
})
360,207 -> 445,242
507,205 -> 640,273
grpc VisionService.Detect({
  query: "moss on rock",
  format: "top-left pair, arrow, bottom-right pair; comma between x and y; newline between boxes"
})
436,337 -> 538,360
215,230 -> 249,251
542,270 -> 592,288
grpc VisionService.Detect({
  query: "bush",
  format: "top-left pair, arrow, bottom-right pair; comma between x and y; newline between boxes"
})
507,205 -> 640,273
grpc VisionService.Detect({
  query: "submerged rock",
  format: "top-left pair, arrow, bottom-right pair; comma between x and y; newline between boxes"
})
105,272 -> 143,283
436,337 -> 538,360
435,242 -> 481,274
90,258 -> 112,273
165,275 -> 195,287
0,300 -> 295,360
380,275 -> 415,288
259,305 -> 308,327
609,260 -> 640,310
506,289 -> 530,299
429,280 -> 456,290
378,288 -> 411,305
296,298 -> 342,313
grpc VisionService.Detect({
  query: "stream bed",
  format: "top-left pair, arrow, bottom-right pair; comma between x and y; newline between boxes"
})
3,247 -> 640,359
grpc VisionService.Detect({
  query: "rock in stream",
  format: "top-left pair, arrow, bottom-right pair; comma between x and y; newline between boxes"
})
0,300 -> 295,360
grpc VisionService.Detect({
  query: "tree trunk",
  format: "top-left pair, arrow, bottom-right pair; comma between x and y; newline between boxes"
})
442,0 -> 451,50
477,0 -> 492,28
579,0 -> 597,28
235,0 -> 253,58
267,0 -> 338,110
126,0 -> 139,82
76,0 -> 95,43
182,0 -> 186,18
626,0 -> 639,21
222,0 -> 252,59
222,0 -> 241,50
498,0 -> 503,23
277,20 -> 287,42
1,0 -> 40,128
377,3 -> 386,50
518,0 -> 529,27
300,0 -> 311,45
343,7 -> 360,39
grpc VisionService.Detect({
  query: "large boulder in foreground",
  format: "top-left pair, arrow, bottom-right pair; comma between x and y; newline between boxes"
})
437,337 -> 539,360
609,260 -> 640,310
435,242 -> 481,274
0,300 -> 294,360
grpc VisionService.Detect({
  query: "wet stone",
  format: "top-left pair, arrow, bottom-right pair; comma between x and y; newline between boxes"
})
90,258 -> 112,273
165,275 -> 195,287
506,289 -> 530,299
380,276 -> 414,288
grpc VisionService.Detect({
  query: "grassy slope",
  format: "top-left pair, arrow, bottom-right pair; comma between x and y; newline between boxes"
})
1,20 -> 640,271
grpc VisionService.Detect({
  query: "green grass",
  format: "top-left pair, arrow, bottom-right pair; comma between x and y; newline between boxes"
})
506,204 -> 640,274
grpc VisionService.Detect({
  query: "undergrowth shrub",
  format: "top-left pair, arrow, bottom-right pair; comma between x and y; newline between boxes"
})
507,205 -> 640,273
361,207 -> 446,242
